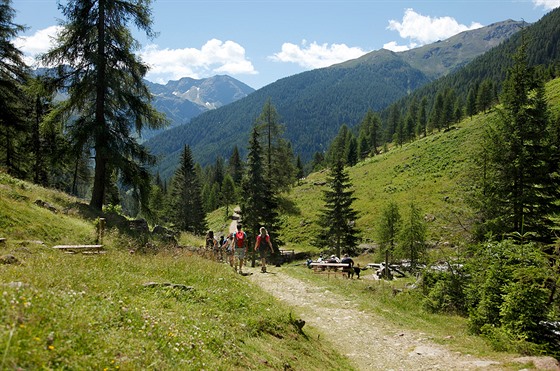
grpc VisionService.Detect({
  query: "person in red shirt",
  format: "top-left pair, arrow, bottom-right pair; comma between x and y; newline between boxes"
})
255,226 -> 274,273
234,224 -> 248,274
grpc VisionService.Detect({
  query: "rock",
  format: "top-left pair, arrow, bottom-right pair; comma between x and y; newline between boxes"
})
513,356 -> 560,371
34,199 -> 58,213
0,254 -> 20,265
129,219 -> 149,233
142,282 -> 194,291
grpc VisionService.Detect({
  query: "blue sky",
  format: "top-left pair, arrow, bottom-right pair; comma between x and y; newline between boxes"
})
13,0 -> 560,89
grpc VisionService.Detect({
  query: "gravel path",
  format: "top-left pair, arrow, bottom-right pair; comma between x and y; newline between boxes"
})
246,267 -> 560,371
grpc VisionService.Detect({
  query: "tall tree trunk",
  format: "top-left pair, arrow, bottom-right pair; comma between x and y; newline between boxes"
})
90,149 -> 107,210
90,0 -> 108,211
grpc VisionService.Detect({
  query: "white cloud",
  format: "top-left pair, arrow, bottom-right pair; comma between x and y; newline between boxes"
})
140,39 -> 257,84
385,9 -> 483,52
532,0 -> 560,10
270,40 -> 367,69
14,25 -> 61,67
16,27 -> 256,83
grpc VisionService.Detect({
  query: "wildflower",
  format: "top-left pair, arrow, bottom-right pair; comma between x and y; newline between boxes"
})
48,345 -> 54,350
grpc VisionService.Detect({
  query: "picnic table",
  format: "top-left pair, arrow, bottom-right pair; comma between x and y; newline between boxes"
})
309,262 -> 352,278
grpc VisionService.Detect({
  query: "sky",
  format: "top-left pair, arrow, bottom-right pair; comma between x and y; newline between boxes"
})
13,0 -> 560,90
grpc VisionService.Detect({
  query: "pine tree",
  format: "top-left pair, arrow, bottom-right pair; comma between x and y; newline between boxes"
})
357,109 -> 381,157
417,97 -> 428,138
429,91 -> 444,132
221,174 -> 236,219
255,99 -> 294,193
169,145 -> 206,234
466,87 -> 477,118
316,158 -> 360,257
240,127 -> 281,264
476,79 -> 494,114
41,0 -> 167,210
311,151 -> 325,171
295,155 -> 304,184
228,145 -> 244,184
386,103 -> 401,142
476,42 -> 560,242
345,136 -> 358,166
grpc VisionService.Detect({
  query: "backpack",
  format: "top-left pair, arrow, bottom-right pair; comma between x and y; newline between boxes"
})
235,231 -> 245,248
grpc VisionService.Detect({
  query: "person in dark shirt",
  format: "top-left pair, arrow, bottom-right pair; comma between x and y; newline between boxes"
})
341,254 -> 359,279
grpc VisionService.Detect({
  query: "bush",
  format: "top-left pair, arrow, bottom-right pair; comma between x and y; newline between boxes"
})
421,269 -> 467,315
465,239 -> 558,353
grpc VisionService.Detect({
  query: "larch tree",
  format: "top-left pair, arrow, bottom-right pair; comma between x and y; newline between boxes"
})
376,201 -> 401,257
397,201 -> 427,271
41,0 -> 167,211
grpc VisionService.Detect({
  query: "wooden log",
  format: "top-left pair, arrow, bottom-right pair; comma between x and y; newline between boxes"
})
52,245 -> 105,253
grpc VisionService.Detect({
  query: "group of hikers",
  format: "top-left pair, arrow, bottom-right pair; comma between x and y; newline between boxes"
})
205,224 -> 274,274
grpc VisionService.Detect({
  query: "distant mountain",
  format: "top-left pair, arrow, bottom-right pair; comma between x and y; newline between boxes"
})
142,75 -> 254,140
386,8 -> 560,125
145,19 -> 526,179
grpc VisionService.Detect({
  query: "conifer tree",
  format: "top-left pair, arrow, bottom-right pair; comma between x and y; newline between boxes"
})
397,202 -> 426,271
476,79 -> 494,113
417,97 -> 428,137
358,109 -> 380,157
311,151 -> 325,171
316,158 -> 360,257
345,136 -> 358,166
466,87 -> 477,118
386,103 -> 401,142
0,0 -> 29,177
41,0 -> 167,210
476,42 -> 560,242
228,145 -> 244,184
429,91 -> 445,132
376,201 -> 401,256
240,127 -> 281,264
169,145 -> 206,234
255,99 -> 294,193
295,155 -> 304,184
221,174 -> 236,219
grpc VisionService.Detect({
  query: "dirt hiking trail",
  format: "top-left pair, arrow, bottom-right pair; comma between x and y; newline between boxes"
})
245,267 -> 560,371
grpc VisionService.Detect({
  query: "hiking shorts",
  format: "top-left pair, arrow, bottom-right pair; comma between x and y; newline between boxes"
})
234,248 -> 245,259
258,248 -> 271,259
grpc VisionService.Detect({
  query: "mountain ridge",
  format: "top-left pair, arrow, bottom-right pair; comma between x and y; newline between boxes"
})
142,75 -> 254,140
145,19 -> 527,178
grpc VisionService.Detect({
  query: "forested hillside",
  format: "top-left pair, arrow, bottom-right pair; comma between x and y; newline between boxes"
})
146,20 -> 526,178
385,8 -> 560,126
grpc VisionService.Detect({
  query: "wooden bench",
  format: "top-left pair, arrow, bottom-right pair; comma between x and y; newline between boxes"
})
53,245 -> 105,254
309,262 -> 352,278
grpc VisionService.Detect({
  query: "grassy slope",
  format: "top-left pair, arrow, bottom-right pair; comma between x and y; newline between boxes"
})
1,78 -> 558,369
279,77 -> 560,253
0,176 -> 352,369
